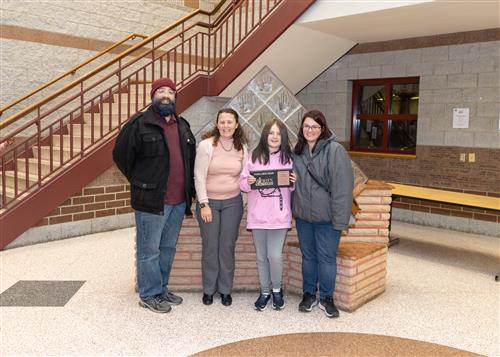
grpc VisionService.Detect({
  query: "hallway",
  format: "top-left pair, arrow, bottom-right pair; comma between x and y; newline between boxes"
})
1,221 -> 498,356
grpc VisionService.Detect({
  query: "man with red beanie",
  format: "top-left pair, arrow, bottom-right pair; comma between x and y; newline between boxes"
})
113,78 -> 196,313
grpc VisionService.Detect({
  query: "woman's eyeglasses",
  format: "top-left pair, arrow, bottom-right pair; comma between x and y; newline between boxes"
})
303,125 -> 321,131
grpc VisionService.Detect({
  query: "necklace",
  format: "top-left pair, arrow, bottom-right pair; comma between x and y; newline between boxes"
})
219,139 -> 234,152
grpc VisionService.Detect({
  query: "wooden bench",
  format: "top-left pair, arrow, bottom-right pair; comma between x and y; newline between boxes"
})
389,183 -> 500,211
389,182 -> 499,281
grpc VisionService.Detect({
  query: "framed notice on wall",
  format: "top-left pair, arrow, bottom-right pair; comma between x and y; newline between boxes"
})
452,108 -> 469,128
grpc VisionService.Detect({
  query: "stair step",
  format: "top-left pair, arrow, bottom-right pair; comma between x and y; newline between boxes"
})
52,135 -> 95,148
0,179 -> 39,206
0,183 -> 16,200
82,112 -> 137,125
124,85 -> 153,95
113,93 -> 149,105
16,158 -> 56,176
99,102 -> 146,115
83,112 -> 122,123
0,170 -> 40,188
32,145 -> 81,161
70,123 -> 118,137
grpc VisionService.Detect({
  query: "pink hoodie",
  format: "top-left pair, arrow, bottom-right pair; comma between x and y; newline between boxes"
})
239,151 -> 294,229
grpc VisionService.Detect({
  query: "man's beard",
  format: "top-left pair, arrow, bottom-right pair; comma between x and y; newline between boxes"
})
152,97 -> 176,117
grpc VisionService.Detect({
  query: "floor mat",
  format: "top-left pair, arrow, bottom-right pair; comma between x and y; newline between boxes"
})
0,280 -> 85,307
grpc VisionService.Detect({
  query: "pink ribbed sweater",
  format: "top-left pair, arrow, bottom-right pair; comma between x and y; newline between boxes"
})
194,137 -> 248,203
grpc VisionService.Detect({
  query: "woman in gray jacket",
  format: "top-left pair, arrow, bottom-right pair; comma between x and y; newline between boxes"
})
292,110 -> 353,318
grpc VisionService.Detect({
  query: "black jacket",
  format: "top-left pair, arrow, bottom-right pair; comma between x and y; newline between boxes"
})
112,106 -> 196,215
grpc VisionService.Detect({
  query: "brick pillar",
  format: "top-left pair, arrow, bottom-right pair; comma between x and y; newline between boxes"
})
143,180 -> 392,312
342,180 -> 392,244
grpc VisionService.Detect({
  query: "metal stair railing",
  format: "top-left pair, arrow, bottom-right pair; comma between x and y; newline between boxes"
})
0,33 -> 147,119
0,0 -> 284,210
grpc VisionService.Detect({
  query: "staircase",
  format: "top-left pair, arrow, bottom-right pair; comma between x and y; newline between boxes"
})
0,0 -> 315,249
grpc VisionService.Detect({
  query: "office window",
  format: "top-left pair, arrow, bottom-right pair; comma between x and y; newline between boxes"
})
350,77 -> 419,154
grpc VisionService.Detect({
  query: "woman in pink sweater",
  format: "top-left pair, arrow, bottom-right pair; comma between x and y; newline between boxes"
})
240,119 -> 296,311
194,108 -> 248,307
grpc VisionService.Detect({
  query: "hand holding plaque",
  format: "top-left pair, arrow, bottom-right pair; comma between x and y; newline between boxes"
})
250,169 -> 293,189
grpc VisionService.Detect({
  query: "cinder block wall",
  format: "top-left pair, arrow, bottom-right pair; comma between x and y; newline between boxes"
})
0,0 -> 198,108
297,34 -> 499,192
296,30 -> 499,234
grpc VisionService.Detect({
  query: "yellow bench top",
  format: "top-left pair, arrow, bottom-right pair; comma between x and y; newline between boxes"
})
389,183 -> 500,211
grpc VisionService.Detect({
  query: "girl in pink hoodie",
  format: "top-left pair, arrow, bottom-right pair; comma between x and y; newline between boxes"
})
240,119 -> 296,311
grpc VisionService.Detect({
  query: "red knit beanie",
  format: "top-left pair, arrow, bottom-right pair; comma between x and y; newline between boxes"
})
150,77 -> 176,98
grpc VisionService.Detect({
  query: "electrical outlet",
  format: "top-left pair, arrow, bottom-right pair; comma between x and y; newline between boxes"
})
460,153 -> 466,162
469,153 -> 476,163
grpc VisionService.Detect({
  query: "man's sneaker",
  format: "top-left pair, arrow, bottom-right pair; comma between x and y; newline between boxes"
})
272,289 -> 285,310
254,293 -> 271,311
298,292 -> 317,312
318,296 -> 340,318
162,291 -> 183,305
139,296 -> 172,313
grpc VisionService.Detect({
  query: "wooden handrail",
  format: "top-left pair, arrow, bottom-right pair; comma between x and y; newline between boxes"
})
0,0 -> 237,130
0,33 -> 147,117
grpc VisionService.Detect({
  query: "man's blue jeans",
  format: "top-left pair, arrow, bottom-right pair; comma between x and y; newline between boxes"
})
135,202 -> 186,300
296,218 -> 341,299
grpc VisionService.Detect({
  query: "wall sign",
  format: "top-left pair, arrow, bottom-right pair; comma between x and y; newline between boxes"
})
452,108 -> 469,129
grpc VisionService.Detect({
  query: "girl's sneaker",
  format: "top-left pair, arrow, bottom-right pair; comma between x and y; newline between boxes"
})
272,289 -> 285,310
254,293 -> 271,311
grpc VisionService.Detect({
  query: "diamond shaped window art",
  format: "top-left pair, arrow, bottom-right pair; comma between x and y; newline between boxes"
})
193,66 -> 368,191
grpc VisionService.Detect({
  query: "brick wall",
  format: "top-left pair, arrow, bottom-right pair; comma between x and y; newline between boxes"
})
392,196 -> 500,223
169,215 -> 264,291
350,145 -> 500,195
33,183 -> 132,228
30,165 -> 130,228
169,181 -> 391,311
286,242 -> 387,312
168,218 -> 389,313
347,182 -> 392,244
8,164 -> 135,248
168,181 -> 391,312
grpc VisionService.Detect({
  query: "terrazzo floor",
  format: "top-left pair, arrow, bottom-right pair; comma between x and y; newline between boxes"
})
1,221 -> 499,356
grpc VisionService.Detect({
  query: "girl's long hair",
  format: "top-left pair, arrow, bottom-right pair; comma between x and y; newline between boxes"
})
201,108 -> 247,151
293,109 -> 332,155
251,119 -> 292,165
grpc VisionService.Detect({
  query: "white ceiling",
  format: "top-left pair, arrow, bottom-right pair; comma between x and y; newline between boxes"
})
220,25 -> 355,97
220,0 -> 499,97
297,0 -> 500,43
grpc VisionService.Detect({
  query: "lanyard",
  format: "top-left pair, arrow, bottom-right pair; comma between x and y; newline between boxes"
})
258,188 -> 283,211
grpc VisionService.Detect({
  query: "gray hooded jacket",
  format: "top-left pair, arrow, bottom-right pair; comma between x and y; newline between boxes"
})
292,136 -> 354,230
